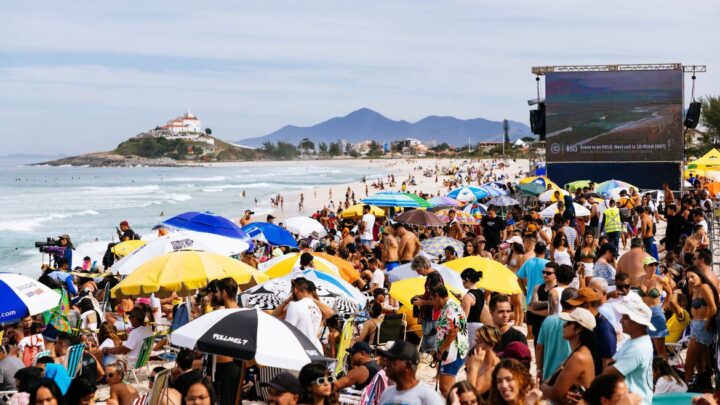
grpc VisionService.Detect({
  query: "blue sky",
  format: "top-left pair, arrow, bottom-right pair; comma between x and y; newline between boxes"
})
1,0 -> 718,155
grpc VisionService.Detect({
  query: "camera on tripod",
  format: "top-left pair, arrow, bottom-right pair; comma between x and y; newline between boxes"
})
35,237 -> 64,255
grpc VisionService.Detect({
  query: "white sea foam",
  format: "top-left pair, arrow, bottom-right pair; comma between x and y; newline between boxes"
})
165,176 -> 227,182
0,209 -> 100,232
80,185 -> 161,193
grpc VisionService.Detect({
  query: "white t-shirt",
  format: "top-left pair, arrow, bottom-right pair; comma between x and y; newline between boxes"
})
654,375 -> 687,394
378,381 -> 444,405
99,338 -> 118,366
285,297 -> 323,353
361,213 -> 376,241
123,325 -> 153,365
371,268 -> 385,288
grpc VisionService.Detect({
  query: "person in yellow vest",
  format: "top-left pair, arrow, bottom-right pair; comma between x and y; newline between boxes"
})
601,199 -> 622,248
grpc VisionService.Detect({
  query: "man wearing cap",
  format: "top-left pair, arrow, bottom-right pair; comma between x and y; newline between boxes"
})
377,341 -> 443,404
266,214 -> 276,224
240,210 -> 254,227
261,371 -> 300,405
603,300 -> 655,405
116,220 -> 139,241
567,287 -> 616,373
441,246 -> 458,263
334,342 -> 383,392
616,237 -> 650,288
480,206 -> 506,252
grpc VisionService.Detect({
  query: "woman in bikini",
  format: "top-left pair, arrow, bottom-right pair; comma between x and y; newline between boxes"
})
574,231 -> 597,285
637,256 -> 672,359
684,266 -> 718,388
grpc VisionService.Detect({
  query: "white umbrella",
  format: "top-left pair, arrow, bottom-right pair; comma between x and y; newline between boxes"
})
386,263 -> 467,294
0,273 -> 62,324
539,202 -> 591,219
285,216 -> 327,238
112,230 -> 250,275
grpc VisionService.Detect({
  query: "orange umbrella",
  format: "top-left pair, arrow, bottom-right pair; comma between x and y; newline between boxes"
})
312,252 -> 361,284
706,182 -> 720,197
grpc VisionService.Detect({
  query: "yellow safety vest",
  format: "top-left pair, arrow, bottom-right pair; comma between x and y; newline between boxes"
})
604,207 -> 622,233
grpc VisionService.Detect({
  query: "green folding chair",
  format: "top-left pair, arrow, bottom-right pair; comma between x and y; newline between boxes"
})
130,335 -> 155,384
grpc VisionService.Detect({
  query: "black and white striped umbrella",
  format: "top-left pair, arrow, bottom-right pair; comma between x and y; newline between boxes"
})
170,308 -> 329,370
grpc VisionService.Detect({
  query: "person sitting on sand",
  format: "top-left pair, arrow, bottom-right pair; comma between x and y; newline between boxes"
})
105,362 -> 139,405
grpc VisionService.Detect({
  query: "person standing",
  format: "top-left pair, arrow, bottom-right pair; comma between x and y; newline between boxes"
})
432,285 -> 469,396
517,242 -> 549,311
377,341 -> 444,404
360,205 -> 376,252
664,204 -> 684,253
566,287 -> 617,373
603,300 -> 656,405
616,238 -> 650,288
273,278 -> 323,353
489,294 -> 528,352
637,257 -> 671,360
600,199 -> 622,248
683,267 -> 718,390
381,230 -> 400,271
410,255 -> 444,353
481,206 -> 506,253
0,343 -> 23,392
536,288 -> 575,383
395,224 -> 420,264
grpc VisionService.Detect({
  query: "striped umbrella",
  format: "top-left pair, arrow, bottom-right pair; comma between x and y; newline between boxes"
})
362,192 -> 427,208
462,203 -> 487,218
170,308 -> 329,370
241,269 -> 367,314
259,252 -> 360,284
0,273 -> 62,324
420,236 -> 465,257
427,196 -> 462,208
447,186 -> 489,202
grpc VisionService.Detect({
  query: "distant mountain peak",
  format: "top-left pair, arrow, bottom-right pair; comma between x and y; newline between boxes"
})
237,108 -> 531,147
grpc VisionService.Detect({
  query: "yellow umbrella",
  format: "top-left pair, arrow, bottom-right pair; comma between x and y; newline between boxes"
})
259,253 -> 360,284
518,175 -> 559,190
388,277 -> 461,308
111,240 -> 146,257
340,204 -> 385,219
111,251 -> 269,298
444,256 -> 521,294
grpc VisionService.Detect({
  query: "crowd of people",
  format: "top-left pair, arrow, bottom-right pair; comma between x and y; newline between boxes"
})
3,160 -> 720,405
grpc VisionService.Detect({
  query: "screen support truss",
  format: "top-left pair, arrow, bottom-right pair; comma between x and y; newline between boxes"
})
531,64 -> 706,75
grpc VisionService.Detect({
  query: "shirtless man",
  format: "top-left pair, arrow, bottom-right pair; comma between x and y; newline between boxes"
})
395,223 -> 420,264
382,230 -> 400,271
446,210 -> 465,240
239,210 -> 254,227
616,237 -> 649,288
640,207 -> 655,257
106,362 -> 139,405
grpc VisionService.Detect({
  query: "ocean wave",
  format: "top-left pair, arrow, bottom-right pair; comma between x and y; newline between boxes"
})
0,209 -> 100,232
201,188 -> 224,193
165,176 -> 227,182
80,185 -> 161,193
166,193 -> 192,201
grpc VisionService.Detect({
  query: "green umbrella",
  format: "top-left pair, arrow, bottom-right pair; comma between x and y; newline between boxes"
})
404,193 -> 431,208
565,180 -> 592,192
516,183 -> 545,196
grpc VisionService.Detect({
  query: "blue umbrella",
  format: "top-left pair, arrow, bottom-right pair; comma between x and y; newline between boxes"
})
241,222 -> 298,248
478,185 -> 505,197
163,211 -> 253,248
447,186 -> 489,202
0,273 -> 62,323
362,192 -> 424,208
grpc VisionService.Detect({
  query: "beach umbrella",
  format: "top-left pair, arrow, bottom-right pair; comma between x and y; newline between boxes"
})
110,240 -> 146,257
393,210 -> 446,227
462,203 -> 487,218
163,211 -> 253,245
436,209 -> 480,225
538,188 -> 570,203
259,252 -> 360,284
241,222 -> 298,248
362,192 -> 427,208
420,236 -> 466,258
447,186 -> 488,202
427,196 -> 462,208
285,216 -> 327,238
0,273 -> 62,324
487,196 -> 520,207
112,231 -> 251,276
479,185 -> 505,197
565,180 -> 592,192
111,251 -> 269,298
539,202 -> 591,219
687,148 -> 720,171
241,269 -> 367,314
389,278 -> 462,308
387,263 -> 467,293
516,183 -> 546,196
519,175 -> 559,189
404,193 -> 432,208
594,179 -> 637,197
444,257 -> 522,295
339,204 -> 385,219
483,181 -> 507,190
170,308 -> 328,370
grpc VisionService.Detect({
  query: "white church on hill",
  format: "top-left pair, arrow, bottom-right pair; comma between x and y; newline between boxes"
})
160,111 -> 202,134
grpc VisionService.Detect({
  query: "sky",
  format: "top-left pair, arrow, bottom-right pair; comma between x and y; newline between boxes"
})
1,0 -> 719,155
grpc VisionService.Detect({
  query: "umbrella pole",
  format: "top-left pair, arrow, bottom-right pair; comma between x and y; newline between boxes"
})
234,360 -> 245,405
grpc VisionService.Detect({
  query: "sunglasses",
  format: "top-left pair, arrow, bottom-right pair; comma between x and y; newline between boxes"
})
313,375 -> 336,385
616,284 -> 631,290
106,373 -> 117,378
542,271 -> 554,276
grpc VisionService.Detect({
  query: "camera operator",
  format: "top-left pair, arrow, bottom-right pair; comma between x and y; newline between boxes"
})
39,234 -> 74,268
116,220 -> 140,242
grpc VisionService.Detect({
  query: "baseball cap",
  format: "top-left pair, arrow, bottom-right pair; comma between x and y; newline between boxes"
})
377,340 -> 419,363
444,246 -> 456,255
346,341 -> 372,355
260,372 -> 301,395
566,287 -> 602,306
559,307 -> 597,331
643,256 -> 659,266
267,214 -> 276,220
119,220 -> 129,227
614,300 -> 656,331
497,342 -> 531,366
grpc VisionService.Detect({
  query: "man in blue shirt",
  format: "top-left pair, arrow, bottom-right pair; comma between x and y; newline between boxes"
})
517,242 -> 548,307
603,300 -> 655,405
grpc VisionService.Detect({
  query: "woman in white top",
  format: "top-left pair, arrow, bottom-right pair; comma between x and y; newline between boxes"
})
550,232 -> 573,267
653,357 -> 687,394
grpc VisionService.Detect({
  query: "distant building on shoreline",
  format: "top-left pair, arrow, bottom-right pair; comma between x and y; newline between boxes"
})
135,110 -> 214,146
160,111 -> 202,134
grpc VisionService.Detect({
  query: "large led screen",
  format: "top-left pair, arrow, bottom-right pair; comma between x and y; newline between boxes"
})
545,70 -> 683,162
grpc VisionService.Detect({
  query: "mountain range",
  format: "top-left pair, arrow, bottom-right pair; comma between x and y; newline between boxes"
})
237,108 -> 532,147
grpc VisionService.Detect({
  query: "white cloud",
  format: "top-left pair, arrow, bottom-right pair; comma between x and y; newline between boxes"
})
0,0 -> 718,153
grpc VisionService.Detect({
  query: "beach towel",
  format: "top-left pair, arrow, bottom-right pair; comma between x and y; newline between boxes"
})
358,369 -> 388,405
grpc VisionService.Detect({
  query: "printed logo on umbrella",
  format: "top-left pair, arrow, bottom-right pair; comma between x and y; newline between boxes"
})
17,282 -> 45,298
213,333 -> 248,345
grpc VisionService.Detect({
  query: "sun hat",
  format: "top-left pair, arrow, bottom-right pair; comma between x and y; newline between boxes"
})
614,300 -> 656,331
566,287 -> 602,307
559,307 -> 597,331
643,256 -> 659,266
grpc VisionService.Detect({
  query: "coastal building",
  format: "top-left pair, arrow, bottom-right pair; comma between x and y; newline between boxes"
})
160,111 -> 203,134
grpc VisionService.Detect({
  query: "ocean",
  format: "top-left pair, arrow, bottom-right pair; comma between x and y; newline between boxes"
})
0,160 -> 385,277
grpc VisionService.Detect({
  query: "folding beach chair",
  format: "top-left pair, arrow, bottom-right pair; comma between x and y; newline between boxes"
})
375,314 -> 406,346
34,350 -> 51,365
132,391 -> 149,405
148,368 -> 171,405
66,343 -> 85,379
335,317 -> 355,377
130,335 -> 155,384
